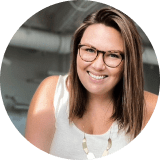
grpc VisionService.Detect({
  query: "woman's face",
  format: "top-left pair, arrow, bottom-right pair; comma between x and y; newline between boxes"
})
77,24 -> 124,96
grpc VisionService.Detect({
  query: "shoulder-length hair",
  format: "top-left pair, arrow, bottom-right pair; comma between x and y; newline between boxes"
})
68,6 -> 145,139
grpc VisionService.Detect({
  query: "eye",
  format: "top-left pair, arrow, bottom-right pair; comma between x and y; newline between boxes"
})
109,54 -> 120,58
85,48 -> 96,53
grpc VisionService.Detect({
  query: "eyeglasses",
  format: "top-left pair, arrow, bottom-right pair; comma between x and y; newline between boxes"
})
78,44 -> 124,68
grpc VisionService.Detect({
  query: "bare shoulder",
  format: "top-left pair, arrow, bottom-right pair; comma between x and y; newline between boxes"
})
144,91 -> 158,103
28,76 -> 59,113
143,91 -> 158,127
34,75 -> 59,101
144,91 -> 158,116
38,75 -> 59,92
25,76 -> 59,153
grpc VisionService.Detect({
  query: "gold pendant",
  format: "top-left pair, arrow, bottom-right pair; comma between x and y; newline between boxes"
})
82,137 -> 89,154
102,138 -> 112,157
82,135 -> 112,159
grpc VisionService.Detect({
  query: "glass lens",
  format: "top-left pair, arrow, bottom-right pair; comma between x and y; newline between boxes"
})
79,46 -> 97,61
104,51 -> 122,67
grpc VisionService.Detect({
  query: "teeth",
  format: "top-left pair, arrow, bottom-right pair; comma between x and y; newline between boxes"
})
88,72 -> 106,80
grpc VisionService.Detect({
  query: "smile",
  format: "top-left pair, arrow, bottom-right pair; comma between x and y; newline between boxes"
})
88,71 -> 108,80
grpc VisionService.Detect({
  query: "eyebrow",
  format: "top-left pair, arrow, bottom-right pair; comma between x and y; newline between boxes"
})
80,43 -> 124,54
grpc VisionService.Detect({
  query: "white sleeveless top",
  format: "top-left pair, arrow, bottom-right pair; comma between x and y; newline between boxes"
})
49,75 -> 130,160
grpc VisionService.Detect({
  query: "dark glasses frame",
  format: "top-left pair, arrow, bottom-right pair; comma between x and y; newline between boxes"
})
78,44 -> 124,68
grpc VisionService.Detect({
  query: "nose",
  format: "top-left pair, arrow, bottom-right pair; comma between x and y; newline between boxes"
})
91,53 -> 106,71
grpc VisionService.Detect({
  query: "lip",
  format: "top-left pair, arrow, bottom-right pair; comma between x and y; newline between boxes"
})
87,71 -> 108,77
87,71 -> 108,83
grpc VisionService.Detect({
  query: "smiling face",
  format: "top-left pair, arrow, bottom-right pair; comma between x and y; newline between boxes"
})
77,24 -> 124,96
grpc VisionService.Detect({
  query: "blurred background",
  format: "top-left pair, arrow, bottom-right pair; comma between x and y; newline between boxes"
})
0,1 -> 159,136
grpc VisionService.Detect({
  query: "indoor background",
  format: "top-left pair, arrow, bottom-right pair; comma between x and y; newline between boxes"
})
0,1 -> 159,136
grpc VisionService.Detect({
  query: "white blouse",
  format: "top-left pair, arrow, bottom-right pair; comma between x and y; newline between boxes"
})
49,75 -> 130,160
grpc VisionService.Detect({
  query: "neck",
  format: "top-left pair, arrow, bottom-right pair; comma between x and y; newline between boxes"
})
88,90 -> 113,107
85,92 -> 114,120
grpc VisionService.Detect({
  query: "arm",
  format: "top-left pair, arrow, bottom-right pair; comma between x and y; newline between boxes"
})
142,91 -> 158,129
25,76 -> 59,153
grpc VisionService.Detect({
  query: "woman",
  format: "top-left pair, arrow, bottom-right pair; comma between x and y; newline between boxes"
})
25,7 -> 158,160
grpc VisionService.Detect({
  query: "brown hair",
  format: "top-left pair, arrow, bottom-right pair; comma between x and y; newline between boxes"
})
68,6 -> 145,139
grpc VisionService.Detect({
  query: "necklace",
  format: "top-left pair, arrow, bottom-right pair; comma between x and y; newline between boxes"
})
82,126 -> 112,160
74,100 -> 113,159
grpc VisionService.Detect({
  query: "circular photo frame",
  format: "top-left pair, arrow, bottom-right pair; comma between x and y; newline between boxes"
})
0,0 -> 159,159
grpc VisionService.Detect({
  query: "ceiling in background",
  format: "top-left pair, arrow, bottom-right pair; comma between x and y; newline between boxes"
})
7,1 -> 109,55
9,1 -> 152,52
23,1 -> 107,33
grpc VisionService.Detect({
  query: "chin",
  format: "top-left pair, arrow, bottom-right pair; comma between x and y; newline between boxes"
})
86,86 -> 110,96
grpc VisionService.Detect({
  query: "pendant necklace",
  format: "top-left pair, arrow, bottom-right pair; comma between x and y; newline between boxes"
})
82,126 -> 112,160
